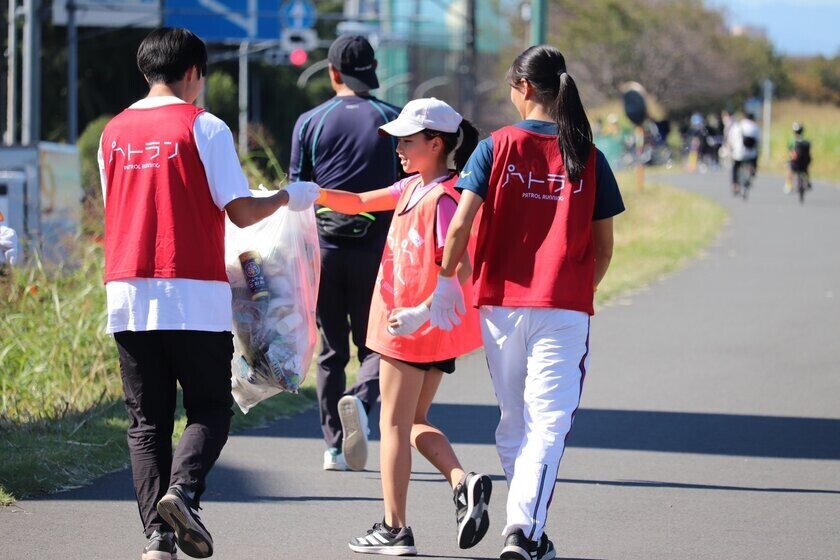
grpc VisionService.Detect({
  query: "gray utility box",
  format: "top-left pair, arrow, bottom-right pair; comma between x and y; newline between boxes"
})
0,143 -> 82,261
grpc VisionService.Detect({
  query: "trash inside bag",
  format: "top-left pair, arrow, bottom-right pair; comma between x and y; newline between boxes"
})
225,189 -> 320,413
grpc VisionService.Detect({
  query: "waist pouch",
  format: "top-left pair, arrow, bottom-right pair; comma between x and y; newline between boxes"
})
316,208 -> 377,239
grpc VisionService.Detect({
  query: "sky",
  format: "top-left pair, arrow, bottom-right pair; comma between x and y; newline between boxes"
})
708,0 -> 840,57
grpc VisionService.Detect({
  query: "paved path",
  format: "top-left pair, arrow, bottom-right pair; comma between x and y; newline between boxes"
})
2,170 -> 839,559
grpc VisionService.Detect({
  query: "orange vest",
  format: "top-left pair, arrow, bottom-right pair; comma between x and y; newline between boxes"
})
366,174 -> 482,362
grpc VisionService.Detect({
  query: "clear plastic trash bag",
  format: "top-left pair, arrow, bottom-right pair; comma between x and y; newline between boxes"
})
224,190 -> 320,413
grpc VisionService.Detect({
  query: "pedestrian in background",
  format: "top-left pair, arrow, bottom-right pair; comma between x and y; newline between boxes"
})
726,111 -> 761,195
430,45 -> 624,560
99,27 -> 318,560
289,35 -> 402,473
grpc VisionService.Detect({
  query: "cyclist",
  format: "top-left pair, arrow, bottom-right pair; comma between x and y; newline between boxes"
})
784,122 -> 812,194
726,112 -> 760,195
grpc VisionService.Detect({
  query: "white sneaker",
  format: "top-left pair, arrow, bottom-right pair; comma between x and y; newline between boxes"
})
323,447 -> 347,471
338,395 -> 369,471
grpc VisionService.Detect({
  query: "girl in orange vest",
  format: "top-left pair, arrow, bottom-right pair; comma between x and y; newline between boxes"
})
315,97 -> 491,556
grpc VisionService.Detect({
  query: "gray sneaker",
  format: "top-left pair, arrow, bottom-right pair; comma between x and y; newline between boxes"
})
338,395 -> 369,471
156,485 -> 213,559
142,530 -> 178,560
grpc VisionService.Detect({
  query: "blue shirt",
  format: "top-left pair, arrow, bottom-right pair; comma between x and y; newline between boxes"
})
457,120 -> 625,220
290,95 -> 402,249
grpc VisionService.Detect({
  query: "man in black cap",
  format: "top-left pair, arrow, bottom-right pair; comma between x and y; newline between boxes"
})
289,35 -> 402,473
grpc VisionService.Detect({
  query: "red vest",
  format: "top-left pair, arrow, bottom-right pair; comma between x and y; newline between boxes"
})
101,103 -> 227,283
472,126 -> 597,314
367,174 -> 482,362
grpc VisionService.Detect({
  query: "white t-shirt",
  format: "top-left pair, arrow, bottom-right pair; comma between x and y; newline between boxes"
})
728,118 -> 761,161
98,96 -> 252,334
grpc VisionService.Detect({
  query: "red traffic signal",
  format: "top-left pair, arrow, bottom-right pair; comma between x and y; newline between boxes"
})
289,48 -> 308,66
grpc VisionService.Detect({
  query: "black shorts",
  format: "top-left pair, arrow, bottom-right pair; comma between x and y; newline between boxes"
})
393,357 -> 457,374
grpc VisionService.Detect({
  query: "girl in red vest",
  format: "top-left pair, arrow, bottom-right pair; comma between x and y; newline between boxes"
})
431,46 -> 625,560
315,97 -> 492,556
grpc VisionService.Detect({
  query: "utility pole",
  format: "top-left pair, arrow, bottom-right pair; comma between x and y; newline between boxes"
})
762,79 -> 773,164
6,0 -> 18,145
238,41 -> 249,156
530,0 -> 546,45
461,0 -> 476,119
67,0 -> 78,142
21,0 -> 41,146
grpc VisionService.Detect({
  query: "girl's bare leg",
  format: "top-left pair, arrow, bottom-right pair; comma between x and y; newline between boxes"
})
410,369 -> 465,489
379,356 -> 424,528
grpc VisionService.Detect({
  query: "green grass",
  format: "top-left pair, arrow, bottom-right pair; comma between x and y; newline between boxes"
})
596,173 -> 727,305
764,100 -> 840,182
0,177 -> 726,506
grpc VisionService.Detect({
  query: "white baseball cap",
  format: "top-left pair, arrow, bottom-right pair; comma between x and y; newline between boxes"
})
379,97 -> 463,137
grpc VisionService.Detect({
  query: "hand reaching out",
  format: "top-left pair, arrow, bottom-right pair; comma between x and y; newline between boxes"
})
284,181 -> 320,211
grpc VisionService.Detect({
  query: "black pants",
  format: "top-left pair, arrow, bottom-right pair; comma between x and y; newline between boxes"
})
732,157 -> 758,184
115,330 -> 234,538
316,247 -> 381,449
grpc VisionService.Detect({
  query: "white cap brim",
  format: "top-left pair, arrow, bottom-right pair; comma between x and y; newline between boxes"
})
378,118 -> 426,138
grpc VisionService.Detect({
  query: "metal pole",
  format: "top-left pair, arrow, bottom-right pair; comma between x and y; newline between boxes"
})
530,0 -> 546,45
67,0 -> 78,142
238,40 -> 249,156
21,0 -> 40,145
635,126 -> 645,193
409,0 -> 420,96
5,0 -> 18,145
762,79 -> 773,164
462,0 -> 476,119
344,0 -> 360,18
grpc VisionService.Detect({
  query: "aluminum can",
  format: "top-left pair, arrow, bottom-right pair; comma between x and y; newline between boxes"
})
238,251 -> 270,301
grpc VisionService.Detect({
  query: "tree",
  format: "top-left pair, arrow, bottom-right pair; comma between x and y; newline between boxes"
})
549,0 -> 784,115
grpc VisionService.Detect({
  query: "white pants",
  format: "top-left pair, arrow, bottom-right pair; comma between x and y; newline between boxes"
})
480,306 -> 591,541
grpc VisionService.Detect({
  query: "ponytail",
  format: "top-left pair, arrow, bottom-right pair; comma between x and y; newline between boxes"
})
555,72 -> 592,181
507,45 -> 593,181
453,118 -> 479,173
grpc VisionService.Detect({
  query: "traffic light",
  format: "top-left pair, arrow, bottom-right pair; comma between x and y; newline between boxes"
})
289,48 -> 308,67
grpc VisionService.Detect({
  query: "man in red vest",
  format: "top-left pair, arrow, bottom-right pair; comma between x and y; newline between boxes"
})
98,27 -> 318,560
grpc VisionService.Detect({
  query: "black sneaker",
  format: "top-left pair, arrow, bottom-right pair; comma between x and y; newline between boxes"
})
142,529 -> 178,560
454,472 -> 492,549
156,485 -> 213,558
348,522 -> 417,556
537,532 -> 556,560
501,529 -> 557,560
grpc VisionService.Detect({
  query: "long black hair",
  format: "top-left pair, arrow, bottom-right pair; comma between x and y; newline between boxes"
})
422,118 -> 479,173
506,45 -> 592,180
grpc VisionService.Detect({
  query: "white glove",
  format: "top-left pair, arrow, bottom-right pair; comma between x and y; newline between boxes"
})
284,181 -> 320,212
387,304 -> 430,336
429,274 -> 465,331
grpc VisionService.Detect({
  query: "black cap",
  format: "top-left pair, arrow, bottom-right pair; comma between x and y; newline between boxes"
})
328,35 -> 378,92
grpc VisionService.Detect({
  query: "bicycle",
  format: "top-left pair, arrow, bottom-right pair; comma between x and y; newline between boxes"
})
735,160 -> 754,200
794,170 -> 810,204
